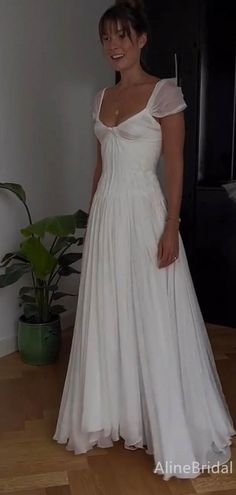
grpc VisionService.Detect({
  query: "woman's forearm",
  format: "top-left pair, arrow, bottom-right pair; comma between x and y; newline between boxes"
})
164,156 -> 184,226
161,112 -> 185,228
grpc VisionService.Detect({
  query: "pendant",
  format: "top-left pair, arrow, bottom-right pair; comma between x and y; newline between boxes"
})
115,109 -> 119,116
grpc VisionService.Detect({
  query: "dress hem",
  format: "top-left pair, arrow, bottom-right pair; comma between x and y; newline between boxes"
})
53,429 -> 235,481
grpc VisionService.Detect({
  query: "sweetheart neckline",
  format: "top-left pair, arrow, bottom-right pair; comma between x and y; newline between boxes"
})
97,107 -> 161,130
97,79 -> 166,130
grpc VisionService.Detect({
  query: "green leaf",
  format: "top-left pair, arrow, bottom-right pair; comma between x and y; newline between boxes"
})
21,215 -> 77,238
24,303 -> 39,320
58,252 -> 82,266
0,263 -> 31,288
77,237 -> 84,246
0,251 -> 28,267
1,252 -> 15,264
50,304 -> 66,314
0,182 -> 26,203
51,236 -> 78,255
47,284 -> 58,292
58,266 -> 81,276
74,209 -> 88,228
20,237 -> 57,279
19,294 -> 36,303
51,291 -> 76,300
19,286 -> 34,296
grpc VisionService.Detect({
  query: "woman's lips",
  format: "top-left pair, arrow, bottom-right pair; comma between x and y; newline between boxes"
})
110,54 -> 125,60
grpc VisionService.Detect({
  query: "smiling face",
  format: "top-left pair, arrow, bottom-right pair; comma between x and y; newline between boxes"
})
100,18 -> 147,72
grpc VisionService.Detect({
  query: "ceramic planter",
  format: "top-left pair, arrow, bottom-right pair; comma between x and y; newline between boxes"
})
18,315 -> 62,365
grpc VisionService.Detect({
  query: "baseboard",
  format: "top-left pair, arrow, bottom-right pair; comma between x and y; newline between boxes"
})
0,309 -> 76,358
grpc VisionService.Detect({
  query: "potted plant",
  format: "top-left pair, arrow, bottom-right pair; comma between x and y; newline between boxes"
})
0,182 -> 88,365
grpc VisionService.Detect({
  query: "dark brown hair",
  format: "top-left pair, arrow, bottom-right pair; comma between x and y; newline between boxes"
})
98,0 -> 151,72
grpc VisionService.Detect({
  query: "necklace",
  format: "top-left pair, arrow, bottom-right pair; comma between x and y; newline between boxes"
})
113,80 -> 148,118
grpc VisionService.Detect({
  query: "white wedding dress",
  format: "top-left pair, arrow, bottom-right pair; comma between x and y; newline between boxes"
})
53,79 -> 236,481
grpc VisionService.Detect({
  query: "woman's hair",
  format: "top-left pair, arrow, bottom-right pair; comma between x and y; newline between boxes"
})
98,0 -> 151,72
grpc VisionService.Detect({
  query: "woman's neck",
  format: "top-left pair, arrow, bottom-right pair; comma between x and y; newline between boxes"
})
117,66 -> 148,88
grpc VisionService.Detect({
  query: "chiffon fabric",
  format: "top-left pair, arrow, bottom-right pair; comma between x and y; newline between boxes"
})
53,78 -> 236,481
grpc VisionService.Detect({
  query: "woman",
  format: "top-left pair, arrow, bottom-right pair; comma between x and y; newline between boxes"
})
54,0 -> 236,481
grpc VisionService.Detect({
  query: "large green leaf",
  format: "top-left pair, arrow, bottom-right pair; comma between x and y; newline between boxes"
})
19,294 -> 36,303
20,237 -> 57,279
50,304 -> 66,314
47,284 -> 58,291
19,286 -> 34,296
0,251 -> 28,267
58,252 -> 82,266
24,303 -> 39,320
19,285 -> 57,296
74,209 -> 88,228
51,236 -> 78,255
0,263 -> 31,287
51,291 -> 76,300
21,215 -> 77,238
58,265 -> 81,276
0,182 -> 26,203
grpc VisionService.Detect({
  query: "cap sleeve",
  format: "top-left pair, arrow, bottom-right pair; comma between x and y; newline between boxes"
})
92,88 -> 104,122
151,80 -> 187,118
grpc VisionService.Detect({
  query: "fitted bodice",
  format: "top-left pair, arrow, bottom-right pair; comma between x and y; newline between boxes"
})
92,79 -> 187,199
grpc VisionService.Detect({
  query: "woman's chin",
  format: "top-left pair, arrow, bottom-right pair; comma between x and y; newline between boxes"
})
110,61 -> 125,70
111,61 -> 133,72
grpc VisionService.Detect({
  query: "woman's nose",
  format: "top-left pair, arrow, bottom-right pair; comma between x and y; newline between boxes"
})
108,38 -> 120,50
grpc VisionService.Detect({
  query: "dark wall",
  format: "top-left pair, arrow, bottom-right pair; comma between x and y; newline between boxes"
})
143,0 -> 236,326
144,0 -> 201,261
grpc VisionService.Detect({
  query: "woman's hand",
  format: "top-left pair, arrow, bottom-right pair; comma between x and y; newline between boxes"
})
157,221 -> 179,268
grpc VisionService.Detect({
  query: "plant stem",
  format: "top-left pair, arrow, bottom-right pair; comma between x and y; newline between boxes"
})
48,268 -> 60,286
48,239 -> 75,286
42,283 -> 49,321
23,202 -> 33,225
31,271 -> 36,291
50,236 -> 58,253
48,274 -> 61,307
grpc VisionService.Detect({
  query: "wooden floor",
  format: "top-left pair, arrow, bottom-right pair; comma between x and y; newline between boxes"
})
0,323 -> 236,495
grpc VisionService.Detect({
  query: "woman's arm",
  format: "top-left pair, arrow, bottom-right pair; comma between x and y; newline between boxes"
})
87,138 -> 103,216
157,111 -> 185,268
161,111 -> 185,223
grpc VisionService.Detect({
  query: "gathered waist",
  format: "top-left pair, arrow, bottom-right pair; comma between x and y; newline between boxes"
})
93,169 -> 166,203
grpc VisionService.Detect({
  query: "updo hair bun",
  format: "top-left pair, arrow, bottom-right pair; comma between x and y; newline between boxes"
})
115,0 -> 144,12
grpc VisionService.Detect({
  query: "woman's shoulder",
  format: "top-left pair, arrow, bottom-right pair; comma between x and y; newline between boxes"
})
145,76 -> 162,86
92,88 -> 105,119
94,86 -> 106,98
157,78 -> 185,91
149,78 -> 186,102
149,78 -> 187,118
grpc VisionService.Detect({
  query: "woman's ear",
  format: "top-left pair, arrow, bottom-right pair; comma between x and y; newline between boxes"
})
138,32 -> 147,49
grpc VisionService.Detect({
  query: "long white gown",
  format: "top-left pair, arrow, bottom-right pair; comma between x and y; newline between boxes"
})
53,78 -> 236,481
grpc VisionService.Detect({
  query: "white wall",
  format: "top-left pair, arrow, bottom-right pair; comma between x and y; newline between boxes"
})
0,0 -> 113,357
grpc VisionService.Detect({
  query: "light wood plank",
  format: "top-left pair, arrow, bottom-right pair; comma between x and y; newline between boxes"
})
0,324 -> 235,495
0,472 -> 68,493
46,486 -> 71,494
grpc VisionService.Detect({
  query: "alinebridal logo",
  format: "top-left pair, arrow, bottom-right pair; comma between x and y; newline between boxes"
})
153,460 -> 233,475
